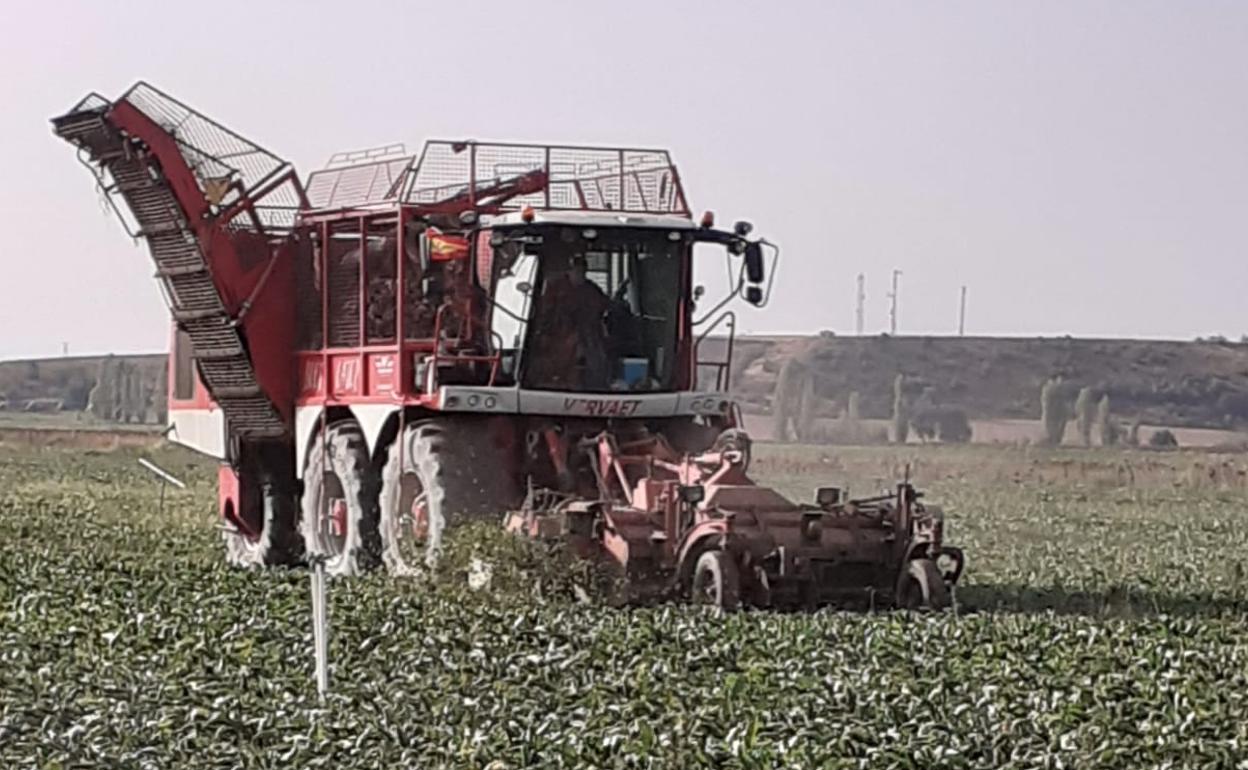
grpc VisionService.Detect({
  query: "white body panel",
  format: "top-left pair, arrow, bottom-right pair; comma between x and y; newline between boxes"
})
350,404 -> 396,459
440,386 -> 729,419
290,389 -> 730,477
167,407 -> 227,460
294,405 -> 324,480
294,404 -> 401,478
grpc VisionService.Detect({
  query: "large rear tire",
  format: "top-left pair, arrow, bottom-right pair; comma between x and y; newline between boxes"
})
379,419 -> 517,575
300,421 -> 381,576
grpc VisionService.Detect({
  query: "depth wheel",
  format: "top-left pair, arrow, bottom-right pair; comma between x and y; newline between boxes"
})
300,421 -> 381,576
379,419 -> 517,575
690,550 -> 741,612
897,558 -> 950,611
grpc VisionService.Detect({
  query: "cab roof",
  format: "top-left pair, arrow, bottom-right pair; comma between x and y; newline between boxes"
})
484,210 -> 698,230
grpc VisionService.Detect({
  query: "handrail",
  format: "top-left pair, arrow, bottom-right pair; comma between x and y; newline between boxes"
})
694,310 -> 737,392
427,303 -> 502,389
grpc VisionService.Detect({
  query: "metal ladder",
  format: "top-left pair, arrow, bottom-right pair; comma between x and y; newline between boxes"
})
53,107 -> 287,440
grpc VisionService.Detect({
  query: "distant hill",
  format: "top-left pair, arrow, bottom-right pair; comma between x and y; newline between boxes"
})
703,335 -> 1248,430
7,336 -> 1248,432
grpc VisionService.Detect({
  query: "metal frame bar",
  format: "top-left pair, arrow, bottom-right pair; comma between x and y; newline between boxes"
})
396,208 -> 407,390
320,220 -> 330,399
358,216 -> 368,351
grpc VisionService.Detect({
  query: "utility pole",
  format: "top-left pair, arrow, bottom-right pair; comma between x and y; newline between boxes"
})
855,273 -> 865,335
958,286 -> 967,336
888,269 -> 901,335
62,341 -> 69,357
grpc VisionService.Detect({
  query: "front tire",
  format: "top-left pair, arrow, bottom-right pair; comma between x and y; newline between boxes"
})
379,419 -> 517,575
300,421 -> 381,576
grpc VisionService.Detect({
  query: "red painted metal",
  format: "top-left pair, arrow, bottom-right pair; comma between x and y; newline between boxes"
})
358,217 -> 367,351
218,465 -> 248,536
103,98 -> 297,424
286,137 -> 697,409
506,431 -> 963,609
330,499 -> 348,538
56,83 -> 817,597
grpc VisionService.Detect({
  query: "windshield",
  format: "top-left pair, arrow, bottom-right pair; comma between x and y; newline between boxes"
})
495,226 -> 684,393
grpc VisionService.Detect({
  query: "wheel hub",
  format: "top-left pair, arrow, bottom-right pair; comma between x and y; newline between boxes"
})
409,493 -> 429,542
329,498 -> 348,539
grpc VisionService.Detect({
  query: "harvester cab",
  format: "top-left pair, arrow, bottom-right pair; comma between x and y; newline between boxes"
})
480,211 -> 774,395
53,82 -> 963,611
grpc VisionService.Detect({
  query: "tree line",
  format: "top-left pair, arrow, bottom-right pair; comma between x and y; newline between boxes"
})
1040,377 -> 1176,448
773,360 -> 972,445
86,357 -> 167,424
772,357 -> 1180,448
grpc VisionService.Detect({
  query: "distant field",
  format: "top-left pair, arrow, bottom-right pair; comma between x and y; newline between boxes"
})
965,417 -> 1248,449
739,413 -> 1248,448
0,411 -> 158,433
3,441 -> 1247,766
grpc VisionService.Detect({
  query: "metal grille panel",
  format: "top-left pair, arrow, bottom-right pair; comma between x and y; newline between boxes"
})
120,83 -> 302,230
299,140 -> 689,216
326,230 -> 361,348
53,85 -> 291,439
402,142 -> 687,215
306,153 -> 414,210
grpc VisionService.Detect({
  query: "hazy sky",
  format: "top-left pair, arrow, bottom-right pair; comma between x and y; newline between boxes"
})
3,1 -> 1246,358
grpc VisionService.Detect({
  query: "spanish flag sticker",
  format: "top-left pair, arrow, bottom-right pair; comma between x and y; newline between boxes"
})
426,228 -> 470,262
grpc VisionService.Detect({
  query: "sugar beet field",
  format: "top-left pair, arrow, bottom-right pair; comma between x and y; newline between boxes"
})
3,441 -> 1248,768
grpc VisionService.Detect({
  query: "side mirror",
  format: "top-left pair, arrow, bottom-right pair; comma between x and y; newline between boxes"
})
516,281 -> 533,296
744,241 -> 765,284
693,285 -> 706,301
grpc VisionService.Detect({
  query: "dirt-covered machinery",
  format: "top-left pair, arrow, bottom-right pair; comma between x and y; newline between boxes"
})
52,82 -> 963,610
507,429 -> 963,609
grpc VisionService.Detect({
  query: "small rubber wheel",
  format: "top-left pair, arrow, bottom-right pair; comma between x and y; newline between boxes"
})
897,558 -> 950,611
691,550 -> 741,611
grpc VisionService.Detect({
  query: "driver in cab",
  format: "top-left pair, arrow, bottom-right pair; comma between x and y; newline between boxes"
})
529,254 -> 614,390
